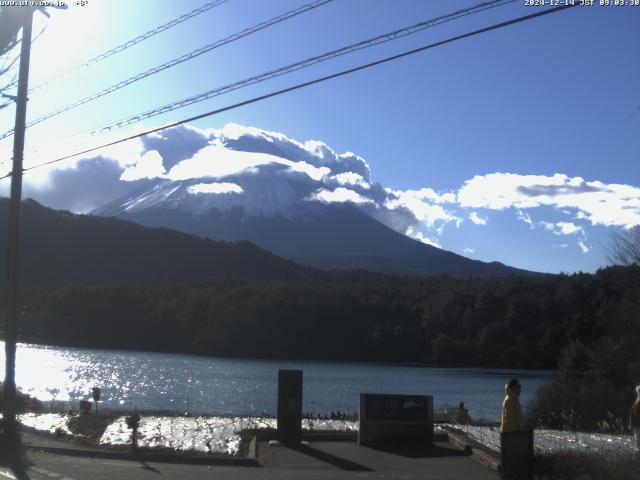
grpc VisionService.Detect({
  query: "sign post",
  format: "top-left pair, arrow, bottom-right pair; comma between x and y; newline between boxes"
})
92,387 -> 101,413
126,411 -> 141,451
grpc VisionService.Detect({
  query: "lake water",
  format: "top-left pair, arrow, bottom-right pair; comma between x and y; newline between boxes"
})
1,342 -> 553,421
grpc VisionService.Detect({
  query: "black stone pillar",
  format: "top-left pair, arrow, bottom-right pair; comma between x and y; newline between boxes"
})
500,429 -> 534,480
277,369 -> 303,443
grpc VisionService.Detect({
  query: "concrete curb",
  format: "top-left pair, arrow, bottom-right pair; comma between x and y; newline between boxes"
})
446,429 -> 472,455
302,431 -> 358,442
248,430 -> 358,443
471,447 -> 501,471
444,428 -> 501,471
24,444 -> 260,467
246,436 -> 258,463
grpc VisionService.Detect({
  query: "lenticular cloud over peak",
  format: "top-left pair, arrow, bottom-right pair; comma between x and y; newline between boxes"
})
215,123 -> 372,182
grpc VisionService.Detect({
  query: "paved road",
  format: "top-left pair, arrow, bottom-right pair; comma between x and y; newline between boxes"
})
4,453 -> 246,480
2,435 -> 499,480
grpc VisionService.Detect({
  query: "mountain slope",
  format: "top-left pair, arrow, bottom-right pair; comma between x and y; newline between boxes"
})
85,124 -> 540,279
0,198 -> 311,287
95,180 -> 535,278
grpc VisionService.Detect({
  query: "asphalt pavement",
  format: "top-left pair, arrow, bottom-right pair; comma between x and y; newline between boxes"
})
0,430 -> 500,480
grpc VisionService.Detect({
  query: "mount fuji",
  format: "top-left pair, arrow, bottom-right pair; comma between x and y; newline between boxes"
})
90,124 -> 534,278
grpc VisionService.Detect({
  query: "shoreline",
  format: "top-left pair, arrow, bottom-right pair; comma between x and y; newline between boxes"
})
6,338 -> 558,373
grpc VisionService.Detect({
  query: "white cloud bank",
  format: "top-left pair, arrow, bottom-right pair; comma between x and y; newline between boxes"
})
458,172 -> 640,230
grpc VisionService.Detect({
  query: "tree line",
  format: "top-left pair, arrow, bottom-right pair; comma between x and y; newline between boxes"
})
5,265 -> 636,369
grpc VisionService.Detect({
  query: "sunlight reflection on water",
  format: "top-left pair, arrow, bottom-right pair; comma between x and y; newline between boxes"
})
0,342 -> 553,420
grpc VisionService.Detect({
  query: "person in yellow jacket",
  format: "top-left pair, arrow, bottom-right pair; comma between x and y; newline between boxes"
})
500,379 -> 525,433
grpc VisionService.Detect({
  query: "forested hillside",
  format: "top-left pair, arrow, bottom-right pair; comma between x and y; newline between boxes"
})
11,266 -> 639,371
0,198 -> 312,286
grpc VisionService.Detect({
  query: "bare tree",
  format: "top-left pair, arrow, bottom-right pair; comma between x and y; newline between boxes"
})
607,227 -> 640,267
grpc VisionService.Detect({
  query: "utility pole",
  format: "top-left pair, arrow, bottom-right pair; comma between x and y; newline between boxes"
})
3,7 -> 34,446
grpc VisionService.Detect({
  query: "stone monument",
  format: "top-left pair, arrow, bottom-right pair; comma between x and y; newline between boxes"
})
277,369 -> 303,443
358,393 -> 433,446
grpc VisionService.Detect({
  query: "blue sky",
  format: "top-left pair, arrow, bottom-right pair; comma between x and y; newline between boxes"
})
0,0 -> 638,274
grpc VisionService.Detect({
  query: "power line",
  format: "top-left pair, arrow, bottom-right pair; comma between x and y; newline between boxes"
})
0,3 -> 577,183
1,0 -> 511,151
26,0 -> 229,96
89,0 -> 516,136
0,25 -> 48,110
22,0 -> 513,148
0,0 -> 334,141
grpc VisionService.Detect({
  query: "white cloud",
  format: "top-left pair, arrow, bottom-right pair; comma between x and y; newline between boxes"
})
539,221 -> 583,236
557,222 -> 582,235
0,127 -> 148,189
578,240 -> 590,253
288,161 -> 330,181
187,182 -> 243,195
384,189 -> 460,227
218,123 -> 371,181
167,146 -> 329,182
167,146 -> 273,180
304,140 -> 332,159
541,221 -> 590,254
219,123 -> 275,142
330,172 -> 371,189
469,211 -> 488,225
516,209 -> 533,225
386,187 -> 456,204
120,150 -> 165,181
462,247 -> 475,255
406,227 -> 442,248
307,187 -> 373,205
457,172 -> 640,229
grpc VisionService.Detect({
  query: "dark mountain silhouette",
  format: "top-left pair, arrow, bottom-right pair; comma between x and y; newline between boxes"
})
96,194 -> 536,278
0,198 -> 311,287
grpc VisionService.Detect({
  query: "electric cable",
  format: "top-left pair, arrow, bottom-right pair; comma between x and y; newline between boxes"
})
27,0 -> 230,95
14,0 -> 512,148
0,0 -> 335,140
89,0 -> 515,136
0,3 -> 577,182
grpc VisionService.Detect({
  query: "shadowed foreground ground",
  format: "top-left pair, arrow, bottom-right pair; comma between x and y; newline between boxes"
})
0,429 -> 499,480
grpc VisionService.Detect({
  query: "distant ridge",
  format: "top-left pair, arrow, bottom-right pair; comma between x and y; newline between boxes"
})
0,198 -> 312,287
